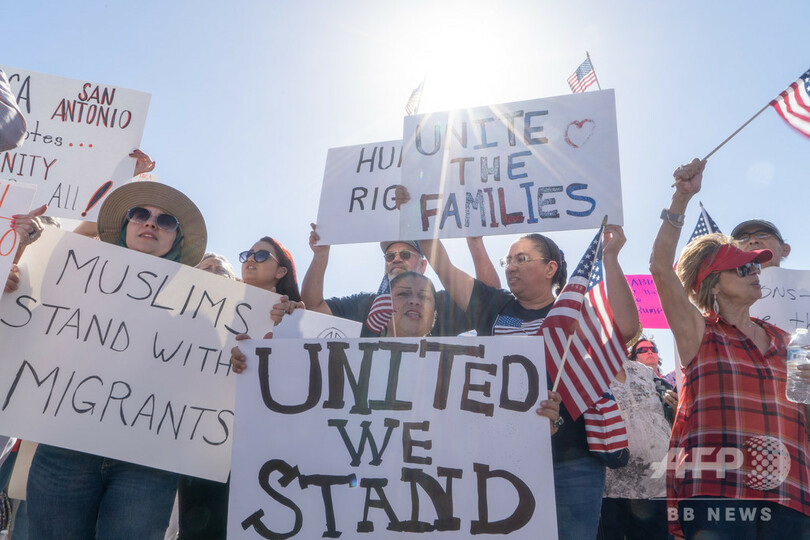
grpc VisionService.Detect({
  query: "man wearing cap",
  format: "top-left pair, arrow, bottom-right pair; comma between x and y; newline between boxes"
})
731,219 -> 791,268
302,224 -> 498,337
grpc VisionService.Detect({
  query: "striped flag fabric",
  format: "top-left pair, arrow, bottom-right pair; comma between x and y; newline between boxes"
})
492,314 -> 545,335
583,392 -> 630,468
770,68 -> 810,139
365,275 -> 393,333
567,58 -> 597,94
541,226 -> 626,420
405,79 -> 425,116
688,202 -> 722,242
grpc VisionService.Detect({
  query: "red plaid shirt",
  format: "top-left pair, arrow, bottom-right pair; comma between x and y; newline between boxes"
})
667,316 -> 810,534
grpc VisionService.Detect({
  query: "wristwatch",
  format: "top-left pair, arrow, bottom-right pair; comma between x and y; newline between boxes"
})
660,208 -> 685,229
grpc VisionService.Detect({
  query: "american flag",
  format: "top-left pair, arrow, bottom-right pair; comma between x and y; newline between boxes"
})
541,226 -> 626,420
365,275 -> 392,334
567,58 -> 597,94
492,314 -> 545,335
770,68 -> 810,138
688,202 -> 722,242
583,392 -> 629,468
405,79 -> 425,116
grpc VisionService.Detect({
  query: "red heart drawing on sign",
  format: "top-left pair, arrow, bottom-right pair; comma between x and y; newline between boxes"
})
564,119 -> 596,148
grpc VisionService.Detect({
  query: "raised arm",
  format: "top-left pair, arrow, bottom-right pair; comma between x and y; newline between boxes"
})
0,69 -> 26,153
649,158 -> 706,366
418,238 -> 475,311
300,223 -> 333,315
601,225 -> 640,343
466,236 -> 501,289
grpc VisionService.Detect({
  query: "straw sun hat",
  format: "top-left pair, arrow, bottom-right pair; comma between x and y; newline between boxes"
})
97,181 -> 207,266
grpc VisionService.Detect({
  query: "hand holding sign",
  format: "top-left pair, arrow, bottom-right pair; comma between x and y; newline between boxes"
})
12,203 -> 47,251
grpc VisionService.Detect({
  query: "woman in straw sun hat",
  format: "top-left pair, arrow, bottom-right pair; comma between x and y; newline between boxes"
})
25,181 -> 207,540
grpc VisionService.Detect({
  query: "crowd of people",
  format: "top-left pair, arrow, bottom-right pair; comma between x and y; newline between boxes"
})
3,68 -> 810,539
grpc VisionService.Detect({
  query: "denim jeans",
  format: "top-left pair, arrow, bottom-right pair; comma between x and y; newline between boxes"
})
26,444 -> 178,540
554,455 -> 606,540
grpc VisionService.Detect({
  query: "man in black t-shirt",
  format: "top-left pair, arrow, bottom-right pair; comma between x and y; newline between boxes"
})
301,225 -> 475,337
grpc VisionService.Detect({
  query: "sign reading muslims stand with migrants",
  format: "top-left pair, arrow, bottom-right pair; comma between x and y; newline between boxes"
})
0,228 -> 279,482
0,66 -> 151,220
398,90 -> 622,240
228,336 -> 557,539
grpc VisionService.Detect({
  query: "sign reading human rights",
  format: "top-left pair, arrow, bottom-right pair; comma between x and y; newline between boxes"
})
0,228 -> 278,481
398,90 -> 622,240
316,140 -> 402,245
0,66 -> 151,220
0,180 -> 36,285
751,267 -> 810,332
228,336 -> 557,539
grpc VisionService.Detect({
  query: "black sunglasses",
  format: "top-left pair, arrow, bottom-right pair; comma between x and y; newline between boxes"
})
384,249 -> 420,263
734,262 -> 761,278
239,249 -> 279,264
126,207 -> 179,232
635,346 -> 658,355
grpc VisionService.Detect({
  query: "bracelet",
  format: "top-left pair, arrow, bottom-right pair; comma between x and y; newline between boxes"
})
660,208 -> 685,229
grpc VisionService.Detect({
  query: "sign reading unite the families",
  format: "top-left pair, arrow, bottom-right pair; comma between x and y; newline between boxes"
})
0,66 -> 151,220
752,267 -> 810,332
0,228 -> 278,481
398,90 -> 622,240
228,337 -> 557,539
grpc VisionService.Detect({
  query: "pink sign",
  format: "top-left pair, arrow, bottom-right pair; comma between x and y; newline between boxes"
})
626,274 -> 668,329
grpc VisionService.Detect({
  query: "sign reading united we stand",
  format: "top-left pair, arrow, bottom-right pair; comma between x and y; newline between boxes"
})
0,66 -> 151,221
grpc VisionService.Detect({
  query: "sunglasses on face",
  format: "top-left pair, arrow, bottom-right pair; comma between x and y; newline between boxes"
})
126,207 -> 180,232
735,231 -> 774,243
384,250 -> 420,263
734,261 -> 761,278
635,346 -> 658,354
239,249 -> 279,264
499,254 -> 550,268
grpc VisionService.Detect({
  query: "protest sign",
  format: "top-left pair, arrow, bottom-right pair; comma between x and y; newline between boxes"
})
315,140 -> 402,245
751,267 -> 810,333
0,180 -> 36,284
0,228 -> 278,481
272,308 -> 362,339
398,90 -> 622,240
626,274 -> 667,329
0,66 -> 151,220
229,336 -> 556,539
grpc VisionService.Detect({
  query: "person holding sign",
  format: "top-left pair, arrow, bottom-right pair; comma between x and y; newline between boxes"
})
418,229 -> 639,540
24,180 -> 208,540
0,69 -> 26,153
302,225 -> 498,337
651,158 -> 810,538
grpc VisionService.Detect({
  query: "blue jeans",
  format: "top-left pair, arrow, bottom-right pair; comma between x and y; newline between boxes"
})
26,445 -> 178,540
554,455 -> 606,540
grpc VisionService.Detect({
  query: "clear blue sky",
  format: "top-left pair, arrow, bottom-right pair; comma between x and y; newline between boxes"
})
6,0 -> 810,372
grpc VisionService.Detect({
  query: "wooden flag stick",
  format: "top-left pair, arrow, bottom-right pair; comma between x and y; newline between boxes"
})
551,215 -> 608,393
702,102 -> 771,161
586,51 -> 602,91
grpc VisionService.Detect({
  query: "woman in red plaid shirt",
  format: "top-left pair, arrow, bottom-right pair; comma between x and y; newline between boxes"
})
650,158 -> 810,539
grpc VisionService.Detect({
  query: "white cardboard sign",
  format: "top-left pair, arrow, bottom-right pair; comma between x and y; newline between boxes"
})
315,140 -> 402,245
751,267 -> 810,333
0,66 -> 151,220
398,90 -> 622,240
229,336 -> 557,539
0,228 -> 278,481
271,308 -> 362,339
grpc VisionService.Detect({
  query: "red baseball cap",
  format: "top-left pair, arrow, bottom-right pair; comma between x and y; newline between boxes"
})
693,244 -> 772,292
